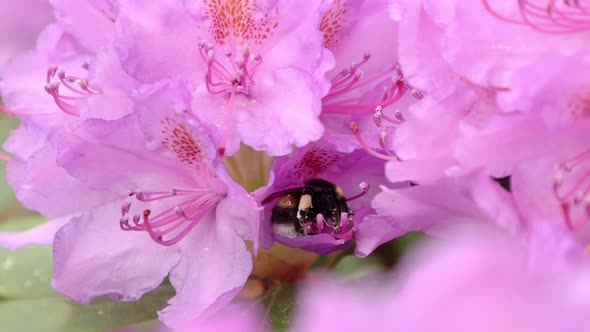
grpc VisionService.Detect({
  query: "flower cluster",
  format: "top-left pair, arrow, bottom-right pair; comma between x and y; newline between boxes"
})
1,0 -> 590,330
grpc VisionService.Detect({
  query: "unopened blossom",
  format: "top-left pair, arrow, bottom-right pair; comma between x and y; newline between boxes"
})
254,140 -> 397,255
115,0 -> 333,156
317,0 -> 422,157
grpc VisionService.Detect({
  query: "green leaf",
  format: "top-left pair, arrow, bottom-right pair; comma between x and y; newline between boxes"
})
0,284 -> 174,332
333,254 -> 385,278
0,214 -> 45,232
262,283 -> 295,332
0,215 -> 52,299
0,245 -> 54,299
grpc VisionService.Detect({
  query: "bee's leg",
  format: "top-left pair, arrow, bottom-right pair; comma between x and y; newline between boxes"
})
316,213 -> 325,232
338,212 -> 350,232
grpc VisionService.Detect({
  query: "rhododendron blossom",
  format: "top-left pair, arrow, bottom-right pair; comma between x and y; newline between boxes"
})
1,0 -> 590,331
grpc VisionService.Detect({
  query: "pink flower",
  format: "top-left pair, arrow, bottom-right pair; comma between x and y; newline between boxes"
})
115,0 -> 333,156
1,0 -> 123,121
51,80 -> 259,329
254,140 -> 395,254
383,0 -> 508,183
3,80 -> 259,329
391,234 -> 590,332
0,0 -> 138,218
404,0 -> 590,97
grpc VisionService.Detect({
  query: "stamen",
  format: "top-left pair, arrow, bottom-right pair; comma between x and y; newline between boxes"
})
198,41 -> 262,97
121,187 -> 225,246
350,122 -> 399,161
346,182 -> 370,201
323,59 -> 409,114
379,132 -> 400,160
40,64 -> 102,117
218,85 -> 238,157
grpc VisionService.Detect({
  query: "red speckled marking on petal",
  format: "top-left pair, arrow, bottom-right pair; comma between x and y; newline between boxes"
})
285,147 -> 344,184
203,0 -> 279,45
320,0 -> 350,50
161,116 -> 207,172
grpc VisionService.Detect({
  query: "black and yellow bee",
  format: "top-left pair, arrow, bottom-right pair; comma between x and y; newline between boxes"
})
262,178 -> 350,238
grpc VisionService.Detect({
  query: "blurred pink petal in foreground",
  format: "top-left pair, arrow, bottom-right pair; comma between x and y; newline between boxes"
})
293,232 -> 590,332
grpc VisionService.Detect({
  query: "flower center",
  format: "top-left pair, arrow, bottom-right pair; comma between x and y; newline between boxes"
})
553,149 -> 590,231
484,0 -> 590,34
198,42 -> 262,97
119,116 -> 228,245
0,64 -> 100,117
322,54 -> 421,161
121,188 -> 225,246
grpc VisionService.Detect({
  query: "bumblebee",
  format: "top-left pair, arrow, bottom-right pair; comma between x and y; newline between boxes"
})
262,179 -> 350,238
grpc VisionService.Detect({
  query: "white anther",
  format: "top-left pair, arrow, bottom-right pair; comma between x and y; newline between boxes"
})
359,181 -> 369,191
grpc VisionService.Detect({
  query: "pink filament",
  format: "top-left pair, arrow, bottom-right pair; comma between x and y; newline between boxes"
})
350,122 -> 399,161
322,59 -> 409,116
121,188 -> 224,246
41,65 -> 102,117
218,85 -> 238,157
345,182 -> 370,201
